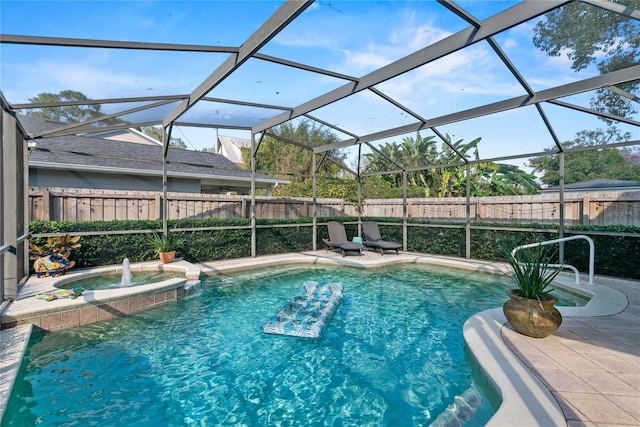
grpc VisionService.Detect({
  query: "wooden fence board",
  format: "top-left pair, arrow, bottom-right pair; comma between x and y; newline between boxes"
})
28,187 -> 640,226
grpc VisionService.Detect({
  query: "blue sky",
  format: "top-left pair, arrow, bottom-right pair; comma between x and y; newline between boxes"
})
1,1 -> 636,173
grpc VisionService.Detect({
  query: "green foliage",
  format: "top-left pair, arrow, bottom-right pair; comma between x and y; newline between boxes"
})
145,232 -> 186,255
362,175 -> 426,199
407,225 -> 466,256
256,226 -> 314,255
243,119 -> 348,182
29,219 -> 640,280
364,133 -> 441,196
29,234 -> 81,260
138,125 -> 187,148
529,129 -> 640,186
364,132 -> 539,198
470,227 -> 558,262
501,245 -> 562,300
27,90 -> 127,126
563,225 -> 640,278
533,1 -> 639,119
271,178 -> 360,202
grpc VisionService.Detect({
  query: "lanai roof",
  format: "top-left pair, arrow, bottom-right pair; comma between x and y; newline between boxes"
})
1,0 -> 638,175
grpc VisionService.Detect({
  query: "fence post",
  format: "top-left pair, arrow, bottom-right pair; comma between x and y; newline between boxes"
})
465,164 -> 471,259
402,172 -> 407,251
582,194 -> 590,226
154,195 -> 161,220
41,187 -> 50,221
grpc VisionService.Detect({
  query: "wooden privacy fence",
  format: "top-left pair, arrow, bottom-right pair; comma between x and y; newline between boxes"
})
29,187 -> 640,226
28,188 -> 357,222
365,192 -> 640,226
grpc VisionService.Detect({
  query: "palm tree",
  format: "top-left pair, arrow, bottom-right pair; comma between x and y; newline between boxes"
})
364,132 -> 539,197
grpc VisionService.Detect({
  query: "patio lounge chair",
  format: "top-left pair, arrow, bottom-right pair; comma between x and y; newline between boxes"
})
323,221 -> 364,256
361,221 -> 402,255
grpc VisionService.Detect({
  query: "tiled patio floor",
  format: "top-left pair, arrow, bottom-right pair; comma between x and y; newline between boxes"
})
502,279 -> 640,427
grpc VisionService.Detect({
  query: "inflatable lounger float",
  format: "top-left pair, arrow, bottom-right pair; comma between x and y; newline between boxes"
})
262,281 -> 343,339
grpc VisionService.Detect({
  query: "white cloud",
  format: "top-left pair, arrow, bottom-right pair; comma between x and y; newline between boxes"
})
502,38 -> 518,51
338,21 -> 452,75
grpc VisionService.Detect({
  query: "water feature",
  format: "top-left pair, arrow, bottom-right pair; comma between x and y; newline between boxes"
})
56,270 -> 183,291
120,257 -> 132,287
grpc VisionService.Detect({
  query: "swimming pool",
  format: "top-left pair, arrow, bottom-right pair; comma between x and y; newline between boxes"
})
2,265 -> 586,426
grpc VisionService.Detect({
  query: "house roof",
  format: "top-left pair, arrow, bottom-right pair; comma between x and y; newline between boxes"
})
22,115 -> 287,189
85,128 -> 162,145
542,179 -> 640,193
217,135 -> 252,164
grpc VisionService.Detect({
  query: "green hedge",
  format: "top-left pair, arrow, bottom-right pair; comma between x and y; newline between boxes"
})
29,218 -> 640,280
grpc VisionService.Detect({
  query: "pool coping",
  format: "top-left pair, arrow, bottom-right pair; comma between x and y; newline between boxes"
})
0,251 -> 632,426
463,274 -> 629,427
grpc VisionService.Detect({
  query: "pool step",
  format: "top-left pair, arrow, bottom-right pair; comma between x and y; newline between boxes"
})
429,384 -> 482,427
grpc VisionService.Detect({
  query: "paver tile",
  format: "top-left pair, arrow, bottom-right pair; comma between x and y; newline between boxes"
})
561,392 -> 638,425
545,351 -> 603,371
576,371 -> 639,396
535,368 -> 598,393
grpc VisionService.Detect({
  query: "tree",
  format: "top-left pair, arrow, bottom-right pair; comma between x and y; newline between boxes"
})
27,90 -> 126,126
139,126 -> 187,149
364,133 -> 538,197
242,120 -> 347,181
529,129 -> 640,186
271,178 -> 360,202
533,1 -> 639,119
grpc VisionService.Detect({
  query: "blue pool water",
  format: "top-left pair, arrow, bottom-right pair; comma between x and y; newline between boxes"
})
56,271 -> 182,290
3,265 -> 586,426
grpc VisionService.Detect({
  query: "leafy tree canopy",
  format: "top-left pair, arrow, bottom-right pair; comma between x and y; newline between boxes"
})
270,179 -> 360,203
26,91 -> 187,148
27,90 -> 126,126
530,129 -> 640,186
139,125 -> 187,149
364,133 -> 539,197
242,119 -> 348,182
533,1 -> 640,119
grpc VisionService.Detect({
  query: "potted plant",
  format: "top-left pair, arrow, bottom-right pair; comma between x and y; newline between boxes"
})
501,244 -> 563,338
146,231 -> 185,263
30,234 -> 81,278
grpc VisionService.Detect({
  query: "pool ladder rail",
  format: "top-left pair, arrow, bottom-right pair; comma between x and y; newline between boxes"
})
511,235 -> 595,286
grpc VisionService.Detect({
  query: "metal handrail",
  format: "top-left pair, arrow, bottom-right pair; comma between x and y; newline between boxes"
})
512,235 -> 595,285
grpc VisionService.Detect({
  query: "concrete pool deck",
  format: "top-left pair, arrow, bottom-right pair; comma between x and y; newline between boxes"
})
1,251 -> 638,426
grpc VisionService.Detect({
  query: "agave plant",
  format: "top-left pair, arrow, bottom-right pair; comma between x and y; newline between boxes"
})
145,231 -> 186,256
502,244 -> 563,301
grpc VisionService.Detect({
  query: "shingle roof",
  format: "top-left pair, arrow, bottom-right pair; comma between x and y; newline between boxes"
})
21,115 -> 285,186
543,179 -> 640,192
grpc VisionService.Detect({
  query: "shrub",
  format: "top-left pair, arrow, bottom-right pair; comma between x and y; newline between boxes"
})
28,218 -> 640,280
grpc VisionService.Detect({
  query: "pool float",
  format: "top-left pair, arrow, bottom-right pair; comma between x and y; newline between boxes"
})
262,281 -> 343,339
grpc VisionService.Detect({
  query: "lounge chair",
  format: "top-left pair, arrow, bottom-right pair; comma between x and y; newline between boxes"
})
323,221 -> 364,256
361,221 -> 402,255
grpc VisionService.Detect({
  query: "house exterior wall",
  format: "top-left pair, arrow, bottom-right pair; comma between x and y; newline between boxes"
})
29,169 -> 200,193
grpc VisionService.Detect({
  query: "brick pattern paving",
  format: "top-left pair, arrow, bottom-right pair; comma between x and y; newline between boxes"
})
502,281 -> 640,427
